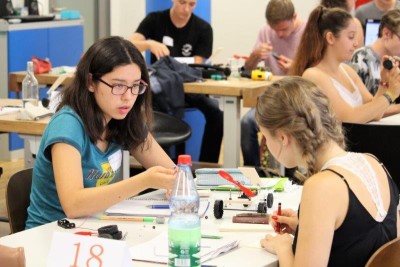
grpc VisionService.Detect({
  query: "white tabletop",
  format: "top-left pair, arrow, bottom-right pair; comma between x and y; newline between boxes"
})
369,113 -> 400,125
0,186 -> 302,267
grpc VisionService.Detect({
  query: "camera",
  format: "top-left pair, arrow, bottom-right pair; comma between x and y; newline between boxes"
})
383,56 -> 400,70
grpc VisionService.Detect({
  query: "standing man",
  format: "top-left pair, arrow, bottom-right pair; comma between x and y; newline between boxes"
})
131,0 -> 223,163
241,0 -> 306,167
356,0 -> 400,29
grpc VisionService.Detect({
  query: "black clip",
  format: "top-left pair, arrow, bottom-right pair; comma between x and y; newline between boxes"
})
57,219 -> 76,229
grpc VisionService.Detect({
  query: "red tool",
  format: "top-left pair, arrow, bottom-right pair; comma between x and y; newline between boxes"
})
218,170 -> 256,198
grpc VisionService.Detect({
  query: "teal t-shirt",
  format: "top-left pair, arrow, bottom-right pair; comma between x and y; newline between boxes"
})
26,106 -> 122,229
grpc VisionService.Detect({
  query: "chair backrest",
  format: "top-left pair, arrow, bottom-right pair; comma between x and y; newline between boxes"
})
365,237 -> 400,267
6,168 -> 33,233
342,122 -> 400,190
152,111 -> 192,147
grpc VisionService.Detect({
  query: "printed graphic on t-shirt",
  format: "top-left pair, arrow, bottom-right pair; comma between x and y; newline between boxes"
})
86,162 -> 116,186
182,43 -> 193,56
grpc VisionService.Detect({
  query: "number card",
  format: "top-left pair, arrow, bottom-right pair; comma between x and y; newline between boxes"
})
47,232 -> 131,267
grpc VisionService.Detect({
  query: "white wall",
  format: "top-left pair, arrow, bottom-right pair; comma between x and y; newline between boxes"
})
111,0 -> 320,65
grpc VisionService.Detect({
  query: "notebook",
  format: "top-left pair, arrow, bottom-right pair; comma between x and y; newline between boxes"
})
105,190 -> 210,217
364,19 -> 380,46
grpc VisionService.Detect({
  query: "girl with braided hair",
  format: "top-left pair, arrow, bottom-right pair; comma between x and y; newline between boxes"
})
257,77 -> 399,267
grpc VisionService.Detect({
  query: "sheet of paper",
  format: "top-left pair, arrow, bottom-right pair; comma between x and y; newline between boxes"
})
0,107 -> 21,115
130,231 -> 239,264
238,167 -> 262,186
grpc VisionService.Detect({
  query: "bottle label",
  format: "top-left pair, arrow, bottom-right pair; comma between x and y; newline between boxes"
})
168,226 -> 200,267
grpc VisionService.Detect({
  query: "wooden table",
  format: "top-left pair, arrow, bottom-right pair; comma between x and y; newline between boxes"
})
9,72 -> 278,167
0,99 -> 131,178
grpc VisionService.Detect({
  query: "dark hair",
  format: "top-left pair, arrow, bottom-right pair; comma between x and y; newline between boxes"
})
58,36 -> 153,151
289,6 -> 353,76
266,0 -> 295,25
255,77 -> 345,177
378,9 -> 400,38
320,0 -> 348,11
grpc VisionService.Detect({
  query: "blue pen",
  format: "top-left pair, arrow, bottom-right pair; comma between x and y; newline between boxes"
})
147,204 -> 170,209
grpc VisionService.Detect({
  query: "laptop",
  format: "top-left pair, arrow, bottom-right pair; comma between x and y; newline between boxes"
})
364,19 -> 381,46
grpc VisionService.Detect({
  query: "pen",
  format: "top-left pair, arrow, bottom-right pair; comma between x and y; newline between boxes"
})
147,204 -> 169,209
99,216 -> 156,222
201,234 -> 223,239
277,202 -> 282,233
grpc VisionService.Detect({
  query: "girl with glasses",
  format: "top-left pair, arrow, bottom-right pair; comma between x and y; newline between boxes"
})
26,36 -> 176,229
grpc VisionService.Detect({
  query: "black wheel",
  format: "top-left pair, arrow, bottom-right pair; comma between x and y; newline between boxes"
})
267,193 -> 274,208
213,200 -> 224,219
257,202 -> 267,214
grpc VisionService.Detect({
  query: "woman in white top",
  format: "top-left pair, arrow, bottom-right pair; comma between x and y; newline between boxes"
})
320,0 -> 364,48
290,6 -> 400,123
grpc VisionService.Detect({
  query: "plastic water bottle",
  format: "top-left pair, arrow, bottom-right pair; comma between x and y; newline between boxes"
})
22,61 -> 39,107
168,155 -> 200,267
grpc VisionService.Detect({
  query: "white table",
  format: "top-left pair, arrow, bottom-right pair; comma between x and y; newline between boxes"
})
369,113 -> 400,125
0,187 -> 302,267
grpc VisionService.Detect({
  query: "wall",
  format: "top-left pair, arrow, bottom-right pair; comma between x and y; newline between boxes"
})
111,0 -> 320,65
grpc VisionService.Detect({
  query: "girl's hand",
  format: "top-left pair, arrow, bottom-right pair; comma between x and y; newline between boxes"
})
270,208 -> 298,234
260,233 -> 293,254
386,59 -> 400,99
144,166 -> 176,191
380,55 -> 392,84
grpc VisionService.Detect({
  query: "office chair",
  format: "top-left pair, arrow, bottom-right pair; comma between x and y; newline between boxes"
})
0,167 -> 9,223
6,168 -> 33,233
342,122 -> 400,191
365,237 -> 400,267
130,111 -> 192,176
152,110 -> 192,149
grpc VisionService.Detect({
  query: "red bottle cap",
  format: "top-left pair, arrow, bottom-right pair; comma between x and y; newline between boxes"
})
177,154 -> 192,165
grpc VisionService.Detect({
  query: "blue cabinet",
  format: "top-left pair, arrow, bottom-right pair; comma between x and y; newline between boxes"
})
0,20 -> 84,158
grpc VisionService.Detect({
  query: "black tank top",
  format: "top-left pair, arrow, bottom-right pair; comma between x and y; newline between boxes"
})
292,168 -> 399,267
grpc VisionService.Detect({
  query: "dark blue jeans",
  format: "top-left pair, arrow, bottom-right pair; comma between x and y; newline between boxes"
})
241,108 -> 260,166
185,93 -> 223,163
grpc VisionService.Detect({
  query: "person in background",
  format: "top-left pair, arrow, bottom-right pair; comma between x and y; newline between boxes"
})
257,77 -> 399,267
26,36 -> 176,229
321,0 -> 364,48
130,0 -> 223,163
352,9 -> 400,95
290,6 -> 400,123
241,0 -> 305,167
356,0 -> 400,29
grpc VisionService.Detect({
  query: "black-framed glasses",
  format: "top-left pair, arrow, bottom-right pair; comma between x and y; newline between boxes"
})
95,77 -> 148,95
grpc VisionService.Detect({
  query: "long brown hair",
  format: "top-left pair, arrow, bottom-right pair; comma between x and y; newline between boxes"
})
58,36 -> 153,151
255,77 -> 345,177
289,6 -> 353,76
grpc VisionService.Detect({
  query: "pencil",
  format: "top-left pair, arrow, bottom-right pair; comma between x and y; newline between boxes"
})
277,202 -> 282,233
99,216 -> 155,222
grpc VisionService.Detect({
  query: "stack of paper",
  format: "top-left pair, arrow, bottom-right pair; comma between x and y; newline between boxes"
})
130,232 -> 239,264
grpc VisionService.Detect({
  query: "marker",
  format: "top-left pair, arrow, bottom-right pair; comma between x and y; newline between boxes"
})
201,234 -> 223,239
99,216 -> 156,222
276,202 -> 282,233
147,204 -> 169,209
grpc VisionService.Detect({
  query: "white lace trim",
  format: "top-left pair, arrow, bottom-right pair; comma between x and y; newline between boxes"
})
321,152 -> 387,222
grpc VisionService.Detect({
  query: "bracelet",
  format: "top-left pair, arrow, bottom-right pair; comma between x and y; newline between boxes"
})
382,93 -> 395,104
387,90 -> 397,102
379,80 -> 389,88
